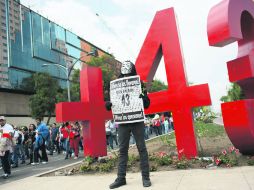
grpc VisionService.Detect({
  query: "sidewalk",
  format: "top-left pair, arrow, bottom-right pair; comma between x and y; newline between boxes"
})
1,166 -> 254,190
213,117 -> 224,126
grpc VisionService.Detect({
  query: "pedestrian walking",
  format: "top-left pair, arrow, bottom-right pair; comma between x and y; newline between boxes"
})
0,116 -> 14,179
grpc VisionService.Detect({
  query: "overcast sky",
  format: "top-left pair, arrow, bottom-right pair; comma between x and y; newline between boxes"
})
21,0 -> 238,112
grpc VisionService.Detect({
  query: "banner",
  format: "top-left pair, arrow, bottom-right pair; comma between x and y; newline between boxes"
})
110,75 -> 145,124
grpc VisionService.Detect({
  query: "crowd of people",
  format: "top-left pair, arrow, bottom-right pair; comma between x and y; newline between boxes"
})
0,116 -> 83,179
104,113 -> 174,150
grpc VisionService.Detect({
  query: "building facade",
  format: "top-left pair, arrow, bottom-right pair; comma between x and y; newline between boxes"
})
0,0 -> 116,118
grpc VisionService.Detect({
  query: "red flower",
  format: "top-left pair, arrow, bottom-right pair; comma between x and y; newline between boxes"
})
215,159 -> 221,166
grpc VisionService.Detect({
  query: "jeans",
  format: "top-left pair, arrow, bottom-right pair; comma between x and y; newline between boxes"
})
13,144 -> 25,165
34,140 -> 48,162
144,126 -> 149,140
117,122 -> 149,179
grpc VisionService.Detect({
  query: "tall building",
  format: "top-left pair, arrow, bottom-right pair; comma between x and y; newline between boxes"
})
0,0 -> 117,118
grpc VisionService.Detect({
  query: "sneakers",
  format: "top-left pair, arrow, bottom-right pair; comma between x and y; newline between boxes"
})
142,177 -> 152,187
11,164 -> 18,168
109,178 -> 126,189
2,173 -> 9,179
31,162 -> 39,166
42,161 -> 48,164
74,156 -> 78,160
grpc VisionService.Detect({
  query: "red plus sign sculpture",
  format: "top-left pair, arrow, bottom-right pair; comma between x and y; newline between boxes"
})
135,8 -> 211,158
56,65 -> 112,157
208,0 -> 254,154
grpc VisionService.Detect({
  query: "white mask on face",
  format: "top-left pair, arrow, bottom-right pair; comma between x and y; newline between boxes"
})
121,61 -> 132,75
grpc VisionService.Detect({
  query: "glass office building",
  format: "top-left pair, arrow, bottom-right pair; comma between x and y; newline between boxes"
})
0,0 -> 109,92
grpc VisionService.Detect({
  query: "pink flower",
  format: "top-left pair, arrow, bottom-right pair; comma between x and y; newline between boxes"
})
235,149 -> 240,155
158,151 -> 167,158
229,146 -> 235,153
215,159 -> 221,166
222,150 -> 227,155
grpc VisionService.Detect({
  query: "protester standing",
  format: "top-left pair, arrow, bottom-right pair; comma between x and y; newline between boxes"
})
33,118 -> 49,165
0,116 -> 14,179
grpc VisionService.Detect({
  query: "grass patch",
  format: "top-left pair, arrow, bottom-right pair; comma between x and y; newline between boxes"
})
195,121 -> 226,137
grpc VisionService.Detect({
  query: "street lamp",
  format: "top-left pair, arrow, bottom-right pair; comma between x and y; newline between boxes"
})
42,50 -> 97,102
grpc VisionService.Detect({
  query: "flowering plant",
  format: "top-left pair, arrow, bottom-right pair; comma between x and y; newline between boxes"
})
156,151 -> 172,166
214,146 -> 240,167
149,151 -> 172,166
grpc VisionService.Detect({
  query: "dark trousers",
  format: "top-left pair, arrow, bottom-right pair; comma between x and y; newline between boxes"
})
29,144 -> 34,163
53,140 -> 60,153
117,122 -> 149,179
34,142 -> 48,162
0,150 -> 11,175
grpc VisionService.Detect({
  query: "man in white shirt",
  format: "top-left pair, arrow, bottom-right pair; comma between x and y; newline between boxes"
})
0,116 -> 14,179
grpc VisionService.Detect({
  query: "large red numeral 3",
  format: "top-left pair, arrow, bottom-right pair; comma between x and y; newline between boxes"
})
208,0 -> 254,154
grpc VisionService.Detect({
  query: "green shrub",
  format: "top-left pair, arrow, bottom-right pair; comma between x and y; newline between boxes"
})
127,154 -> 139,167
150,164 -> 158,172
80,164 -> 92,172
176,157 -> 190,169
214,147 -> 240,167
98,162 -> 114,172
247,159 -> 254,166
155,152 -> 172,166
83,156 -> 94,165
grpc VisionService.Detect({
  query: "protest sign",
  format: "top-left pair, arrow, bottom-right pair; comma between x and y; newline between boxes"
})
110,75 -> 145,124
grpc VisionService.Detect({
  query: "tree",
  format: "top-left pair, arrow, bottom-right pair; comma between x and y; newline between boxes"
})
220,83 -> 244,102
29,73 -> 60,124
149,79 -> 168,92
86,55 -> 120,101
56,69 -> 81,102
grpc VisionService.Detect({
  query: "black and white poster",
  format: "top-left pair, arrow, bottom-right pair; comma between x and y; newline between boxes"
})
110,75 -> 145,124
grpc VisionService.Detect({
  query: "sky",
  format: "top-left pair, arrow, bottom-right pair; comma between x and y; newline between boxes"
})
21,0 -> 238,113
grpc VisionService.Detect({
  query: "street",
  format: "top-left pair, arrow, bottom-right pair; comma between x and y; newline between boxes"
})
0,152 -> 84,185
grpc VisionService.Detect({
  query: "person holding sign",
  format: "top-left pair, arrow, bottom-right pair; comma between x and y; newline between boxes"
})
105,61 -> 151,189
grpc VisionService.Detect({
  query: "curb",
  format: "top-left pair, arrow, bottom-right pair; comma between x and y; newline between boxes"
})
35,161 -> 83,177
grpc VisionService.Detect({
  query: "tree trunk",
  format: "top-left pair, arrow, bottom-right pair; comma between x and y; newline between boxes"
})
46,112 -> 52,125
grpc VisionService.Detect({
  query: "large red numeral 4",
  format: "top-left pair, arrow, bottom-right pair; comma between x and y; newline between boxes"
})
208,0 -> 254,154
135,8 -> 211,158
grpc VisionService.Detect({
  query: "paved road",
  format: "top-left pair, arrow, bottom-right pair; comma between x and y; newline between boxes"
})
0,152 -> 84,185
